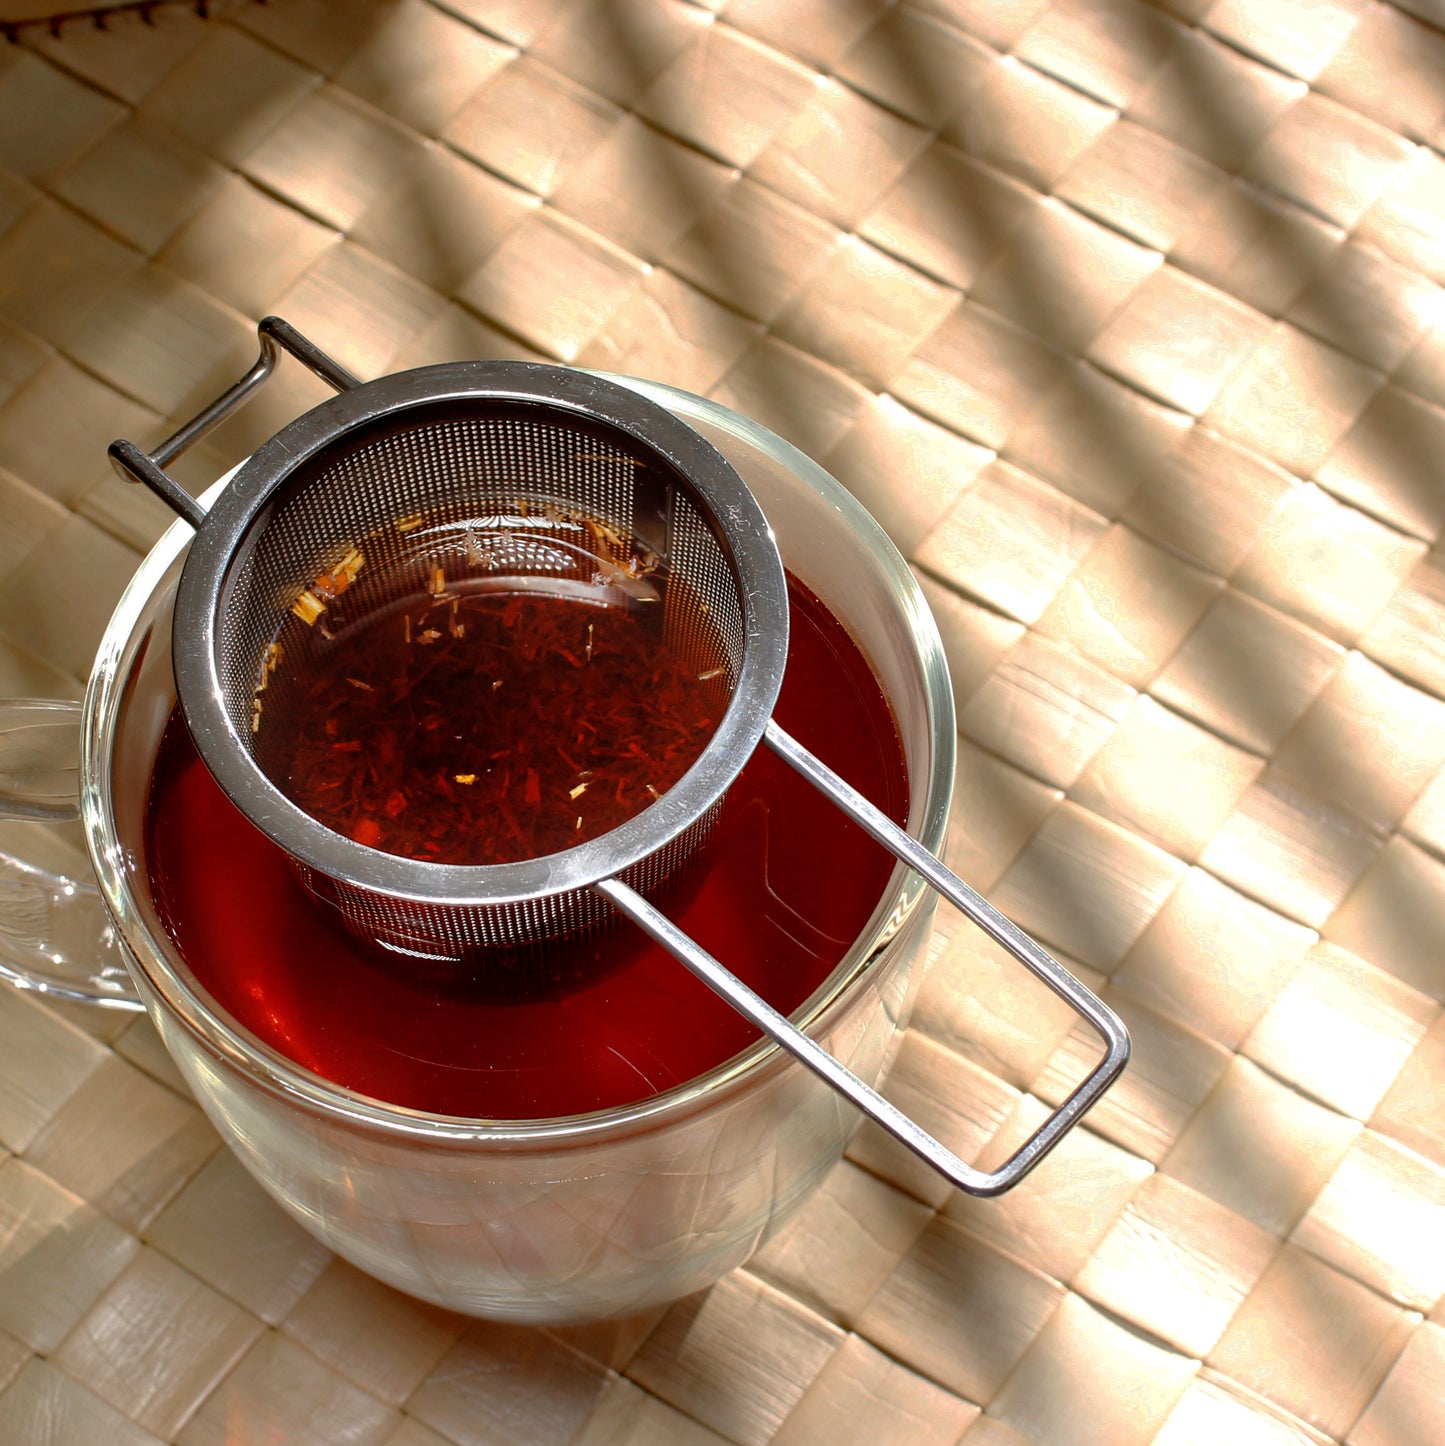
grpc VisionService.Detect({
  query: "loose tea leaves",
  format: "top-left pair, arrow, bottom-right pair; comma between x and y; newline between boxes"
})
268,585 -> 727,866
291,545 -> 365,626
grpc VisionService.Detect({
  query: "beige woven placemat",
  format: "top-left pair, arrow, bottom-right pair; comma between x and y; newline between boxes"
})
0,0 -> 1442,1441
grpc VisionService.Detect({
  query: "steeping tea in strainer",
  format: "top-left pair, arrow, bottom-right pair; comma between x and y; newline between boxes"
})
111,316 -> 1128,1197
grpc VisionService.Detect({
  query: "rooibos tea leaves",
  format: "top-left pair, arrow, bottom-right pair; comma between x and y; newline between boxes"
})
267,585 -> 724,865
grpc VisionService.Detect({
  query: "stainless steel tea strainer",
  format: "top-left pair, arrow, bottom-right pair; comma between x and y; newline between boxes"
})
111,317 -> 1128,1197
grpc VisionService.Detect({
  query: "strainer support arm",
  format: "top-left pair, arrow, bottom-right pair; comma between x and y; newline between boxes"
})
108,316 -> 361,530
759,720 -> 1130,1195
603,715 -> 1128,1197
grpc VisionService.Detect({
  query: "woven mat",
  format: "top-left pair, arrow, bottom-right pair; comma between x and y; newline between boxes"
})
0,0 -> 1442,1441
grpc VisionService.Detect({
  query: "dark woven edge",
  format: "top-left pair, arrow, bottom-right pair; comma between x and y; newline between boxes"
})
1,0 -> 263,42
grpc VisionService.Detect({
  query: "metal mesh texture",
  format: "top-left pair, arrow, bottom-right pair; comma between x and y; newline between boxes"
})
222,410 -> 743,741
295,803 -> 722,958
204,401 -> 751,956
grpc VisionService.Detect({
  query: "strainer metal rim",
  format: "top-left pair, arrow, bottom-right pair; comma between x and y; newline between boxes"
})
172,361 -> 790,907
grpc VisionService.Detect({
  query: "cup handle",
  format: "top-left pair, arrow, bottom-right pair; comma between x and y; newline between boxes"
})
0,699 -> 143,1010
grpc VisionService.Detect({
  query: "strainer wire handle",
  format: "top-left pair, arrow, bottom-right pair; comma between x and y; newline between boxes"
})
761,719 -> 1129,1194
598,722 -> 1130,1199
108,316 -> 361,530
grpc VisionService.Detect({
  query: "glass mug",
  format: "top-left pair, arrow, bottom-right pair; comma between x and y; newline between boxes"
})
0,364 -> 1118,1322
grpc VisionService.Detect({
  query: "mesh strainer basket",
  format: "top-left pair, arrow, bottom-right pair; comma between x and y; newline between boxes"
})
111,318 -> 1128,1197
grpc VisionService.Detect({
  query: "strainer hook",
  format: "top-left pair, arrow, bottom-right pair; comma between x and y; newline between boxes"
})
108,316 -> 362,530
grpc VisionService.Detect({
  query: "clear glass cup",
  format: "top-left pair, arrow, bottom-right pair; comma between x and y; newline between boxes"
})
0,378 -> 956,1322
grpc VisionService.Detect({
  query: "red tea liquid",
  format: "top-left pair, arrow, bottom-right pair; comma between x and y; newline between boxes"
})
145,578 -> 910,1119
